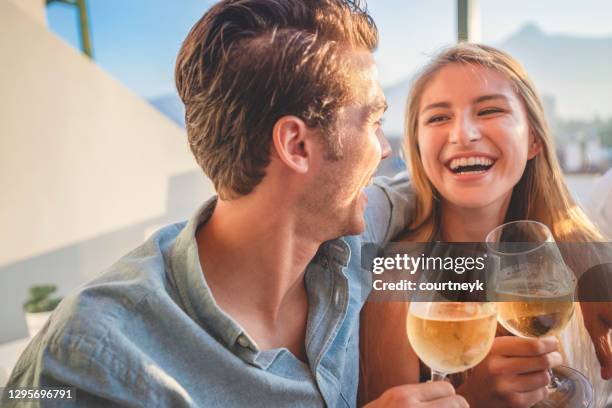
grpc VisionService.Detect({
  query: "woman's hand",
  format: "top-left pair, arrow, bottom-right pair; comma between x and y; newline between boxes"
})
457,336 -> 562,408
364,382 -> 468,408
580,301 -> 612,379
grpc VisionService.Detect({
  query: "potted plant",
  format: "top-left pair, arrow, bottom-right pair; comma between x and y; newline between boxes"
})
23,285 -> 62,338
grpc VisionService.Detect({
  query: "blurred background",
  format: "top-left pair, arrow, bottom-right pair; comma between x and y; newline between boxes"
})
1,0 -> 611,383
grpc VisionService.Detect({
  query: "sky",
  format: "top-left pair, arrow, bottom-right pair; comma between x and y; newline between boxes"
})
47,0 -> 612,99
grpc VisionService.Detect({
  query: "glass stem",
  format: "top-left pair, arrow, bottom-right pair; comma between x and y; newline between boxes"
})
431,369 -> 447,382
548,368 -> 561,389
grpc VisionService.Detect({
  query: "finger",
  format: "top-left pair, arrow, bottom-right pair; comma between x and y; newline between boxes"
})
421,395 -> 468,408
491,336 -> 559,357
509,387 -> 549,408
497,370 -> 551,393
488,351 -> 563,375
415,381 -> 456,401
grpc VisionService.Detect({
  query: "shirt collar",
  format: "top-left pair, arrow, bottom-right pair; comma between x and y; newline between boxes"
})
168,197 -> 352,353
169,196 -> 246,349
315,238 -> 351,269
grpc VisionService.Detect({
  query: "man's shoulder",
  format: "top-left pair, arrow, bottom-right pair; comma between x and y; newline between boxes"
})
368,172 -> 415,214
362,172 -> 415,244
8,222 -> 192,399
14,222 -> 187,368
67,222 -> 185,324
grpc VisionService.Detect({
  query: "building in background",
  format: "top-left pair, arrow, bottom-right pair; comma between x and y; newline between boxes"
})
0,0 -> 213,350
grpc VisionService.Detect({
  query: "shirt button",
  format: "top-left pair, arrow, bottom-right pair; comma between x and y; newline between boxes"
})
333,289 -> 342,306
237,335 -> 249,348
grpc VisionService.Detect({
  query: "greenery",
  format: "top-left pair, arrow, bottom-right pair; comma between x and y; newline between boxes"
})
23,284 -> 62,313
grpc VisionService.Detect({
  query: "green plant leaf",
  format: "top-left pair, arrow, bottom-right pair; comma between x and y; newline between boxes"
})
23,285 -> 61,312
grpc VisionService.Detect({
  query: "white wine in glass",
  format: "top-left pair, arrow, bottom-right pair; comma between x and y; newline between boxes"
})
496,279 -> 575,338
407,302 -> 497,380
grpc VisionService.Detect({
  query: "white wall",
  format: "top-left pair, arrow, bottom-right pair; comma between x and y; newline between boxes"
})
7,0 -> 46,26
0,0 -> 214,342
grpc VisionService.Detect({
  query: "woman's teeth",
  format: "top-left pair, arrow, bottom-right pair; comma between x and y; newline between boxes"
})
448,156 -> 495,174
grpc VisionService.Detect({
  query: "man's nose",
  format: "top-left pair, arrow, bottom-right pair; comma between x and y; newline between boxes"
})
449,113 -> 480,145
378,131 -> 392,159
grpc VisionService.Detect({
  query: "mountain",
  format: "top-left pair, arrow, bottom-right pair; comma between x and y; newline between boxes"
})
500,23 -> 612,120
149,93 -> 185,127
382,23 -> 612,137
149,23 -> 612,137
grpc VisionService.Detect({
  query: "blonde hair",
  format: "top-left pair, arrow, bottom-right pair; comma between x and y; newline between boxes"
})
402,43 -> 604,243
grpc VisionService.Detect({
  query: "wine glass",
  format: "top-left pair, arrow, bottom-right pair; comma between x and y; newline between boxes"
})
486,220 -> 593,408
406,242 -> 498,382
407,301 -> 497,381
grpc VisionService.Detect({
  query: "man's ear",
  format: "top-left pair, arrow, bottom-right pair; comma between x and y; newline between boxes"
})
271,116 -> 311,174
528,130 -> 542,159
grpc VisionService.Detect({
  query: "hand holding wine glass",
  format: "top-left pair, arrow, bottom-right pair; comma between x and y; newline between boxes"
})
457,336 -> 563,408
486,220 -> 593,408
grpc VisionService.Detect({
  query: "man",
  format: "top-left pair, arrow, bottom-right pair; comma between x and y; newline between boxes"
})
6,0 -> 466,406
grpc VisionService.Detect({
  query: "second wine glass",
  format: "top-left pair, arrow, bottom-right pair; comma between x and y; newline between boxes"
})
486,220 -> 593,408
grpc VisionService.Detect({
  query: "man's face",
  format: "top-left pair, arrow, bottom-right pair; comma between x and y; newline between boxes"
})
301,50 -> 390,238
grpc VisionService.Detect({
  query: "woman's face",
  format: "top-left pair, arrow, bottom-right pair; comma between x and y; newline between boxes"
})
416,63 -> 540,210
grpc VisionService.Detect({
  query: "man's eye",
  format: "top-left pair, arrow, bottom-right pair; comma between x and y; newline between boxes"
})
375,118 -> 385,126
478,107 -> 504,116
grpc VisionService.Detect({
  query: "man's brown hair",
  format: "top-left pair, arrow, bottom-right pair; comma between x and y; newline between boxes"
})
175,0 -> 378,199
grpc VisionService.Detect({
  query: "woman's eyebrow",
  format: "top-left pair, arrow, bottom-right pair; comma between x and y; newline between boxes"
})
421,101 -> 450,113
420,94 -> 509,114
472,94 -> 508,104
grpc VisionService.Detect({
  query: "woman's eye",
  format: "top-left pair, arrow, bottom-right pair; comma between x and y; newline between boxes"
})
426,115 -> 448,124
478,107 -> 504,116
375,117 -> 385,126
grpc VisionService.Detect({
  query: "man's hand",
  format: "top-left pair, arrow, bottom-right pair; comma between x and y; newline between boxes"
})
580,301 -> 612,379
457,336 -> 561,408
364,381 -> 468,408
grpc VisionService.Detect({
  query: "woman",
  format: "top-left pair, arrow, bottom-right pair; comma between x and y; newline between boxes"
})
359,44 -> 612,407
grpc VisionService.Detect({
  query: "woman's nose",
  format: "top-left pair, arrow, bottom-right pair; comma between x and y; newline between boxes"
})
449,113 -> 480,145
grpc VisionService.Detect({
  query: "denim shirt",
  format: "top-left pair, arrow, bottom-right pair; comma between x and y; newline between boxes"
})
6,175 -> 413,408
